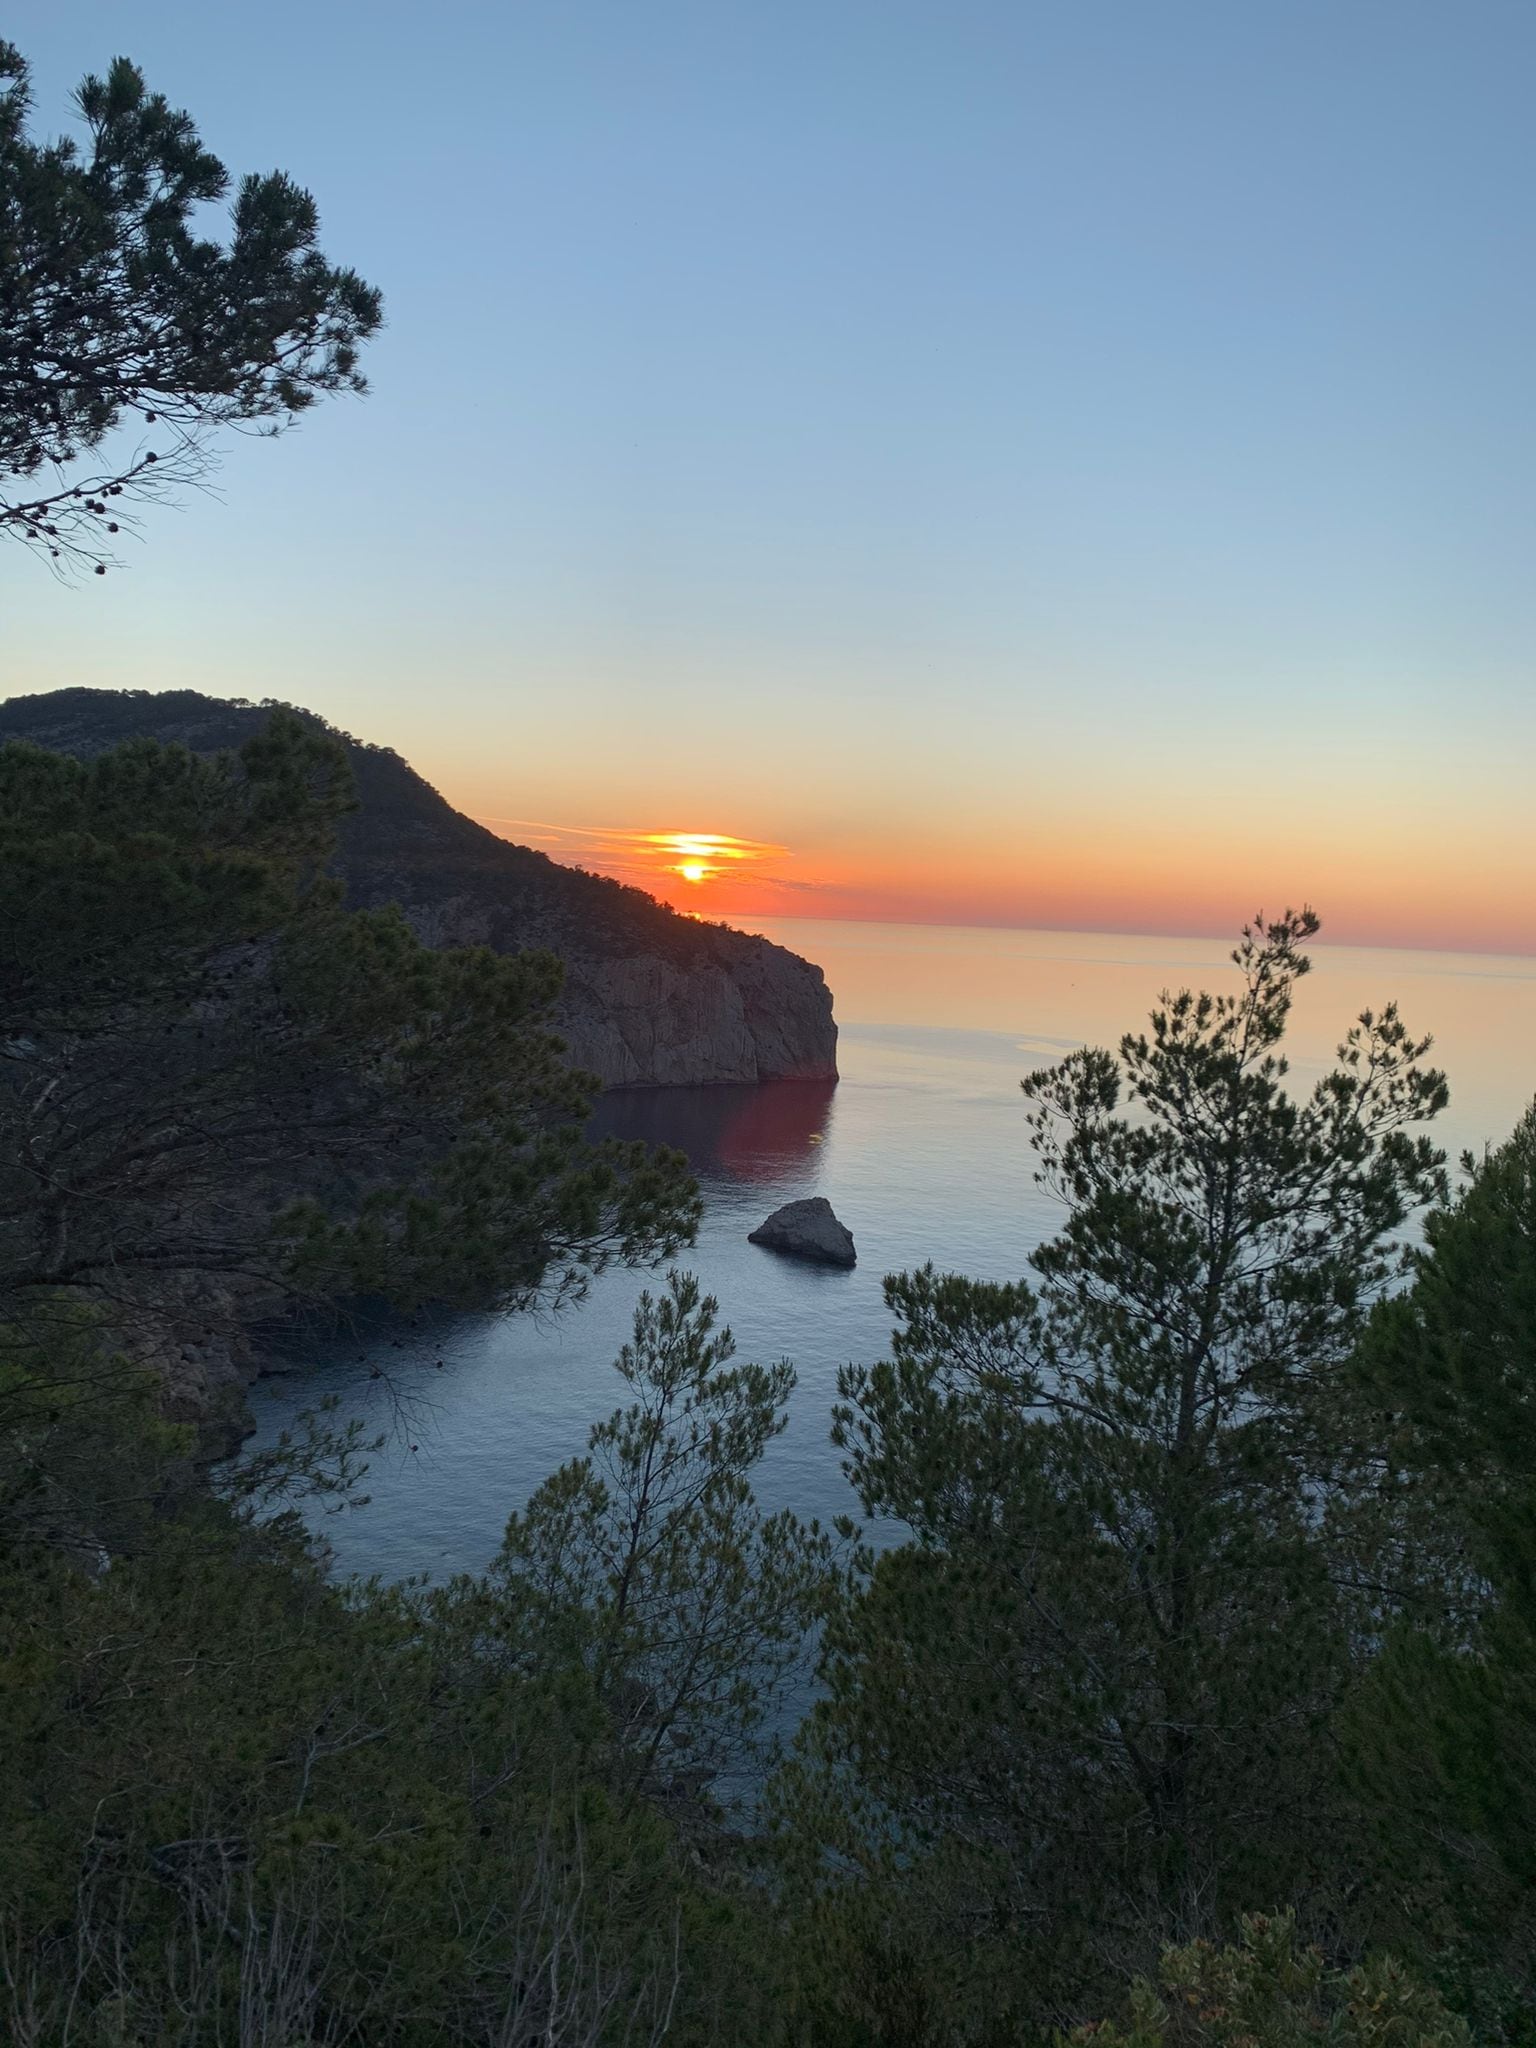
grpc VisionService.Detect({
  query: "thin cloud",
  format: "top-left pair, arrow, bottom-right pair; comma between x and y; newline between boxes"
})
474,816 -> 796,890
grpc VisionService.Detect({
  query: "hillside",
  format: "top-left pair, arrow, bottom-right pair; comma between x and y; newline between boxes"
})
0,688 -> 839,1087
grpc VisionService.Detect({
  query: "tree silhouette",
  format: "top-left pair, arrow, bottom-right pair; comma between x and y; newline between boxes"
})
0,41 -> 381,574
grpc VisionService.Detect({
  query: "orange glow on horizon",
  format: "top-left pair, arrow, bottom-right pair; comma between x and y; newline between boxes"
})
471,811 -> 1536,961
478,817 -> 794,908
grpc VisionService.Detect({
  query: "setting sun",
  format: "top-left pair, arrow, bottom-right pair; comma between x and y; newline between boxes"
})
472,819 -> 795,911
643,831 -> 791,901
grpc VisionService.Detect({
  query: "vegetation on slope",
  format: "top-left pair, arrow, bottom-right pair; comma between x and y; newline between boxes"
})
4,38 -> 1530,2047
0,713 -> 700,1407
6,863 -> 1534,2043
0,688 -> 818,975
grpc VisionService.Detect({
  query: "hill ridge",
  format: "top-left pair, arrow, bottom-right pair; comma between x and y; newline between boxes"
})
0,687 -> 840,1088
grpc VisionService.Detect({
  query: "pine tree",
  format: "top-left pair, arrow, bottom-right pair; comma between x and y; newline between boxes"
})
0,40 -> 381,572
780,911 -> 1449,2023
1077,1911 -> 1468,2048
1344,1102 -> 1536,2010
0,1366 -> 783,2045
0,716 -> 700,1375
490,1272 -> 839,1807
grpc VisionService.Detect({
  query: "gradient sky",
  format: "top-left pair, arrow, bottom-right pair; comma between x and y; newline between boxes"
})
6,1 -> 1535,952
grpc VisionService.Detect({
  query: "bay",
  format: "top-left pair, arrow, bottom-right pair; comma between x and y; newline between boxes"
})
252,920 -> 1536,1583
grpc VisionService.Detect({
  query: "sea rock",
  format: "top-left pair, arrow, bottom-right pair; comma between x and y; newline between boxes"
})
0,688 -> 839,1089
748,1196 -> 856,1268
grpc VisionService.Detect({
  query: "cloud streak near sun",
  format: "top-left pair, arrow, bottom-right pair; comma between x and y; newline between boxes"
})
477,817 -> 802,899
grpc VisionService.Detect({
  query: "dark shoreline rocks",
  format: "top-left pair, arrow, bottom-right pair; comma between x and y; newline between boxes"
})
748,1197 -> 856,1268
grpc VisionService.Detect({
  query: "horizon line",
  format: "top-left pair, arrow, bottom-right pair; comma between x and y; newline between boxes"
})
706,904 -> 1536,970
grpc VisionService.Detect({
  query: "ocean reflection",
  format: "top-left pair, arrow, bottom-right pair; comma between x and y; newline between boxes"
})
589,1077 -> 837,1187
253,923 -> 1536,1590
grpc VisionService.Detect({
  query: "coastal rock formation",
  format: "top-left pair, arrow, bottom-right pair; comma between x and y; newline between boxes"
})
0,689 -> 838,1089
748,1196 -> 856,1267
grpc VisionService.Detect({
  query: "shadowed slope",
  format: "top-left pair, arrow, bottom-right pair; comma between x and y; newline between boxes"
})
0,688 -> 839,1087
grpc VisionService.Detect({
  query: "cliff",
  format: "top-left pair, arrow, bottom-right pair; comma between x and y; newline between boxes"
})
0,688 -> 838,1088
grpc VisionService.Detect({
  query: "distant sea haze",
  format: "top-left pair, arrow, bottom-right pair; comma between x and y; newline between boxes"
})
255,920 -> 1536,1586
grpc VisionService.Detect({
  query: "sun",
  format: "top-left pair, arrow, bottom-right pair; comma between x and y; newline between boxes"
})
641,829 -> 790,894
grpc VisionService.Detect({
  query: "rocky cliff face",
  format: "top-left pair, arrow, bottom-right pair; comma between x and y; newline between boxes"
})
0,688 -> 838,1088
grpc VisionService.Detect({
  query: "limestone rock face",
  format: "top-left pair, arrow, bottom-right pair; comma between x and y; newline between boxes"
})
394,904 -> 837,1088
0,688 -> 839,1089
555,946 -> 836,1088
748,1196 -> 856,1268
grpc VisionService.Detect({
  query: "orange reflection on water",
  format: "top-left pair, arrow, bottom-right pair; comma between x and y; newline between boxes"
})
589,1078 -> 837,1185
713,1080 -> 836,1180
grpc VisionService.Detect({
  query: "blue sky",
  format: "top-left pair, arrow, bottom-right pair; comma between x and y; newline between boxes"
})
5,1 -> 1534,948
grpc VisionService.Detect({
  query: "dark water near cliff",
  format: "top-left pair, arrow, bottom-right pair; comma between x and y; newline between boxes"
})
253,921 -> 1536,1581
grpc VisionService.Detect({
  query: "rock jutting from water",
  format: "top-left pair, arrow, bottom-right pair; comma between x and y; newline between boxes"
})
747,1196 -> 856,1268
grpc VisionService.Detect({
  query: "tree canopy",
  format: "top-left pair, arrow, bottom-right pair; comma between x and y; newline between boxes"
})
6,823 -> 1533,2042
777,912 -> 1452,2030
491,1271 -> 840,1807
1343,1104 -> 1536,2000
0,40 -> 381,572
0,714 -> 700,1416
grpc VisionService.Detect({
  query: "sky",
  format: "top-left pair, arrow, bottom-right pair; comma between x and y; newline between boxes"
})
5,0 -> 1535,954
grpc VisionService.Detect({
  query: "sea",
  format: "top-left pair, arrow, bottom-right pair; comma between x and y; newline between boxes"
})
251,919 -> 1536,1585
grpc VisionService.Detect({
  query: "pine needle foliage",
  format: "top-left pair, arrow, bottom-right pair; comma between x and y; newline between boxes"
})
0,713 -> 700,1360
0,1379 -> 785,2046
1074,1911 -> 1468,2048
489,1272 -> 841,1805
0,39 -> 381,572
1343,1103 -> 1536,2017
781,912 -> 1450,2025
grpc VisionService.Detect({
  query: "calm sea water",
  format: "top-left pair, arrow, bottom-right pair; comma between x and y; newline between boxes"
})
252,920 -> 1536,1583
